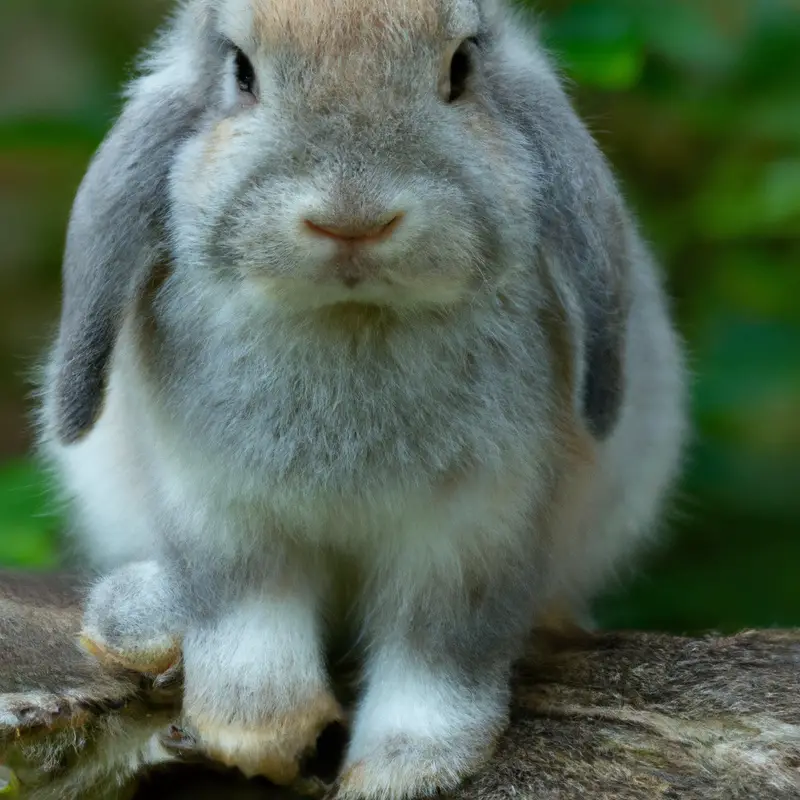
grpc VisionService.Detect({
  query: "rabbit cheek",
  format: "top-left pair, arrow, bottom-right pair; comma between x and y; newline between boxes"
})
168,128 -> 254,262
202,118 -> 237,170
172,117 -> 254,208
464,112 -> 538,228
170,137 -> 222,220
464,111 -> 509,172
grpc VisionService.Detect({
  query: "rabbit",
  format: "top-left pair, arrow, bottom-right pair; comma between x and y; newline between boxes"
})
37,0 -> 688,797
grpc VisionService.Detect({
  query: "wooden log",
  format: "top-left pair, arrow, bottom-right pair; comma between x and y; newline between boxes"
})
1,571 -> 798,799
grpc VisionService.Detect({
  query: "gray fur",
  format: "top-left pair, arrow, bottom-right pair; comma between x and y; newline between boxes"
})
38,1 -> 688,797
50,9 -> 217,444
82,561 -> 183,674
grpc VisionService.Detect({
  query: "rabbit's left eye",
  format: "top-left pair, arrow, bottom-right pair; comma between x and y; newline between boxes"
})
234,47 -> 256,96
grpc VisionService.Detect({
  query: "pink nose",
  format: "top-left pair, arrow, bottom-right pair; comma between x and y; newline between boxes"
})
303,213 -> 403,244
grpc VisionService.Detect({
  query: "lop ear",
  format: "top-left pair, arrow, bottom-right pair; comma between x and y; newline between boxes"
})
531,103 -> 633,441
538,185 -> 632,441
52,33 -> 209,445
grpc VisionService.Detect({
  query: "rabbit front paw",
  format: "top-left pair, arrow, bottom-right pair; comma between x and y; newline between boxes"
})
178,596 -> 338,784
80,560 -> 182,675
335,731 -> 496,800
182,691 -> 343,784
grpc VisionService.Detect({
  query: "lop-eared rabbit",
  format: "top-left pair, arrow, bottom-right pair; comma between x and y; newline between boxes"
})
39,0 -> 687,796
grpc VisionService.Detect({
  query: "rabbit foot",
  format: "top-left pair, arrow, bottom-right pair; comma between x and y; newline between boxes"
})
334,732 -> 496,800
81,560 -> 183,675
187,691 -> 343,784
79,630 -> 180,675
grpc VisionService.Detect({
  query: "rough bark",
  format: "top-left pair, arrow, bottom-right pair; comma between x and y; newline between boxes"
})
1,570 -> 798,799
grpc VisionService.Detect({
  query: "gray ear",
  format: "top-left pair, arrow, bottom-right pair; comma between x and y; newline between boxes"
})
526,94 -> 633,441
53,76 -> 204,445
538,183 -> 631,441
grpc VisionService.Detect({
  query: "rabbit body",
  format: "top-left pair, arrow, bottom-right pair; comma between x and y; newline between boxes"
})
39,0 -> 687,796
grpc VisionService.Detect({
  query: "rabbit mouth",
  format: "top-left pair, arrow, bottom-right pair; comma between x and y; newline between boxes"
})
250,271 -> 469,313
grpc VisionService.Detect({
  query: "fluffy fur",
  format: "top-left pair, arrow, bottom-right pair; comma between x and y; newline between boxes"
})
37,0 -> 687,796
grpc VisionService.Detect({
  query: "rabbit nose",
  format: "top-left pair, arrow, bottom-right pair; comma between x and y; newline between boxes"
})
303,213 -> 404,244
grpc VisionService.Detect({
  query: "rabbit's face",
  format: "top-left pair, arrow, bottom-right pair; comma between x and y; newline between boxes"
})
168,0 -> 543,311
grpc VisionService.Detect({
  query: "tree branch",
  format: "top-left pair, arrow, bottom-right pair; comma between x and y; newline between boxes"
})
1,571 -> 798,799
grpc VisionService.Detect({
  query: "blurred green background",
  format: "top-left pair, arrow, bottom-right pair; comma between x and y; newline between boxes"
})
0,0 -> 797,633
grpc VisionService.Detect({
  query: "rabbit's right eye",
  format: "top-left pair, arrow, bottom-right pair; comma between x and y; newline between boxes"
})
441,38 -> 478,104
234,48 -> 256,96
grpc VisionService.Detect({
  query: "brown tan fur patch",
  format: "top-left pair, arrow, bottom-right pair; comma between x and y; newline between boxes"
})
188,691 -> 343,784
203,118 -> 237,169
250,0 -> 443,53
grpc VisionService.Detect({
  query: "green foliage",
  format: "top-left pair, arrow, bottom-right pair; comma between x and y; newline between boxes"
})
0,461 -> 58,570
0,0 -> 797,632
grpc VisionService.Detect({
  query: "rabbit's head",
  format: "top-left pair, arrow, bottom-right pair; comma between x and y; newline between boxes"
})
168,0 -> 544,306
52,0 -> 631,447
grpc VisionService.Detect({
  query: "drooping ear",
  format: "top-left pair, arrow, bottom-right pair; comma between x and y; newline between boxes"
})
531,106 -> 633,441
52,25 -> 210,445
538,189 -> 632,441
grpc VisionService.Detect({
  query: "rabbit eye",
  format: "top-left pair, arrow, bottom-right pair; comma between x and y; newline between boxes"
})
234,48 -> 256,96
446,38 -> 476,103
